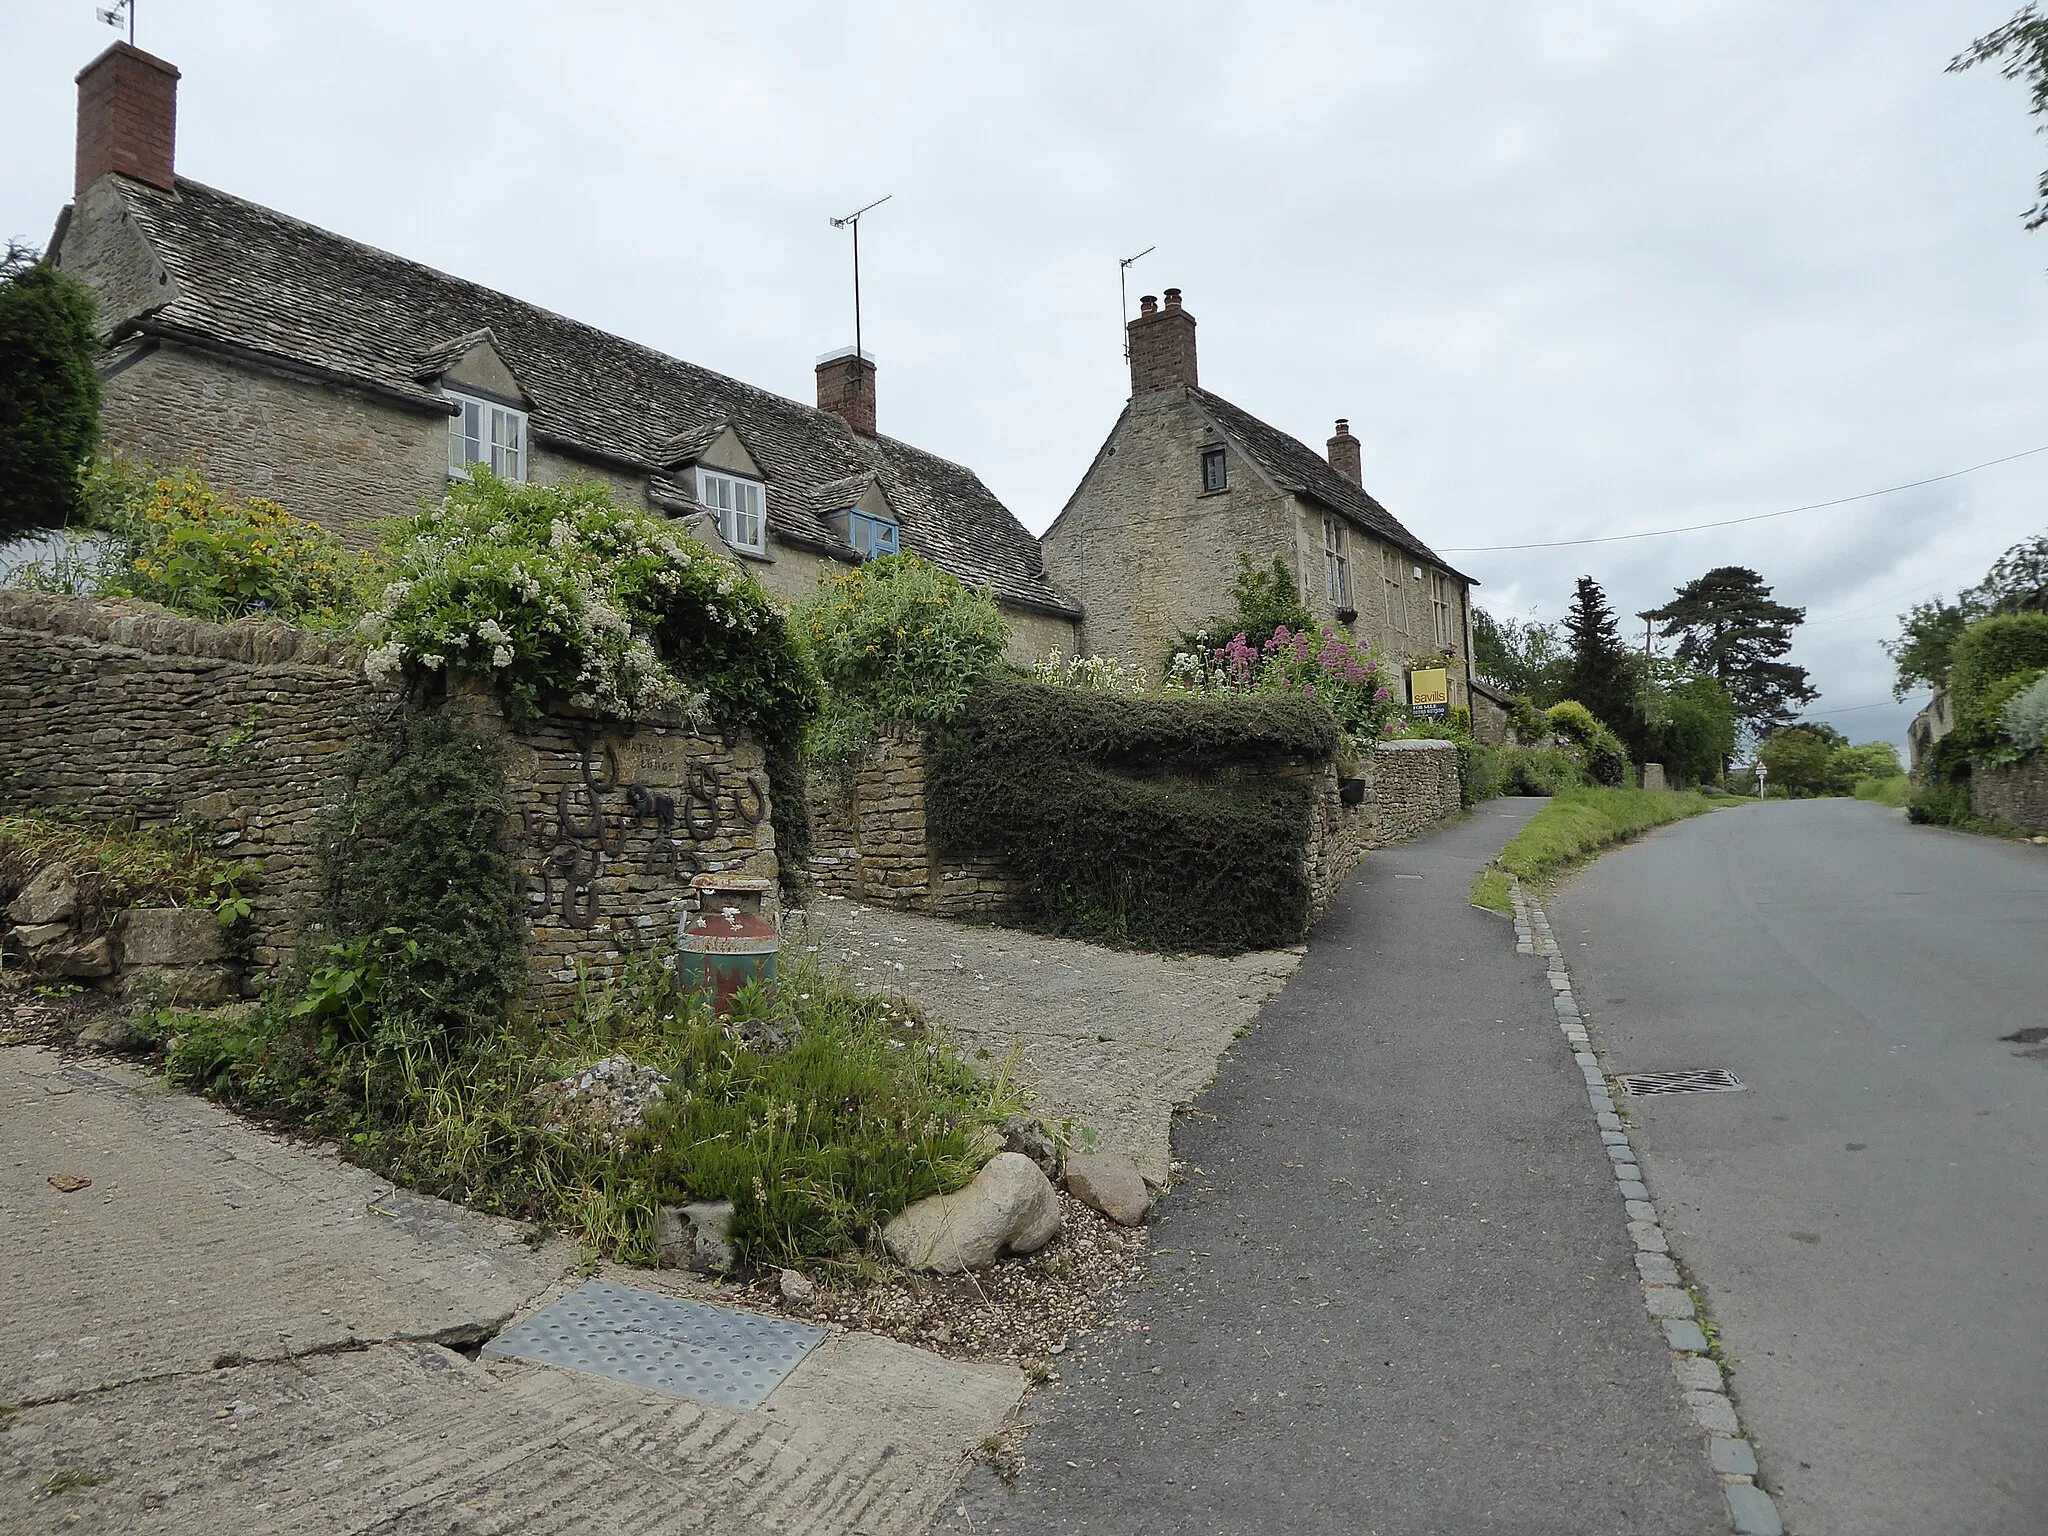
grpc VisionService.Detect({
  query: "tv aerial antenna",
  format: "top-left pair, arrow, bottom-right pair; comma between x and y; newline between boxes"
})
96,0 -> 135,44
1119,246 -> 1155,359
828,195 -> 892,365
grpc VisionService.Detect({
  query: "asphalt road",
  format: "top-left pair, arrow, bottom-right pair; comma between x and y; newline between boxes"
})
948,801 -> 1728,1536
1551,798 -> 2048,1536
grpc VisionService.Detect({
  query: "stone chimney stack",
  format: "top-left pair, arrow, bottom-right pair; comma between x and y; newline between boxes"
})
76,42 -> 180,195
1127,286 -> 1198,395
1326,419 -> 1362,484
815,347 -> 877,437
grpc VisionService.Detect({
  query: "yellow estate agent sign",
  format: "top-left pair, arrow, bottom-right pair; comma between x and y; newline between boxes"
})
1409,668 -> 1449,708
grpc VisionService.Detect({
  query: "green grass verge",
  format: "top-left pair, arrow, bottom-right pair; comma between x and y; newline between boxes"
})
152,955 -> 1026,1272
1469,788 -> 1721,905
1852,774 -> 1911,808
1470,867 -> 1512,914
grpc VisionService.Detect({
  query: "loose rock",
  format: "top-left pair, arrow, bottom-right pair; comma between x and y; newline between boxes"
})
45,934 -> 116,978
884,1151 -> 1061,1273
683,1199 -> 738,1273
1001,1115 -> 1062,1176
77,1014 -> 144,1053
117,907 -> 226,967
535,1054 -> 670,1142
7,864 -> 77,926
778,1268 -> 817,1303
1063,1151 -> 1150,1226
10,922 -> 70,950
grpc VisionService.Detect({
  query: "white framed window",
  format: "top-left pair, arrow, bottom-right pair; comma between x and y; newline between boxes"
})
446,392 -> 526,481
697,468 -> 766,554
1323,516 -> 1351,612
1382,547 -> 1407,633
1432,573 -> 1454,647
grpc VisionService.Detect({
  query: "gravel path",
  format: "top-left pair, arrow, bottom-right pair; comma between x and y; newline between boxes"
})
794,899 -> 1304,1185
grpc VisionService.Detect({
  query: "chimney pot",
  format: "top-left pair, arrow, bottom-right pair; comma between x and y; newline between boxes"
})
75,42 -> 180,196
1326,418 -> 1362,485
815,347 -> 878,437
1127,286 -> 1197,395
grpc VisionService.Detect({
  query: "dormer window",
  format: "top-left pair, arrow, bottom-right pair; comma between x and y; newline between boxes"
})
697,468 -> 766,554
830,508 -> 899,558
446,392 -> 526,481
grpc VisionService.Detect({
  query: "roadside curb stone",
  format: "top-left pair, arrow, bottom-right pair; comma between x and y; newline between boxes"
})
1508,877 -> 1782,1536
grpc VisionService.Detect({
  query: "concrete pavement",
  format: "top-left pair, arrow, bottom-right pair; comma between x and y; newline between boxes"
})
1552,799 -> 2048,1536
949,800 -> 1729,1536
0,1045 -> 1022,1535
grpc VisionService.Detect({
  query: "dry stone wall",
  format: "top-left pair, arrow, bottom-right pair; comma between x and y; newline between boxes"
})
1366,739 -> 1463,843
0,592 -> 771,1013
1970,756 -> 2048,834
805,725 -> 1015,916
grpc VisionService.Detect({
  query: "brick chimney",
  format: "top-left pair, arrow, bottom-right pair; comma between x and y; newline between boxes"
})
816,347 -> 877,437
1326,419 -> 1361,484
1127,287 -> 1197,394
76,42 -> 180,196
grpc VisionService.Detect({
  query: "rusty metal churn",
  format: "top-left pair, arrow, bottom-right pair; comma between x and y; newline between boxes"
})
678,874 -> 780,1014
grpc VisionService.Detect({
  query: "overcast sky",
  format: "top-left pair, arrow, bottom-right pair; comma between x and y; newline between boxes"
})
7,0 -> 2046,749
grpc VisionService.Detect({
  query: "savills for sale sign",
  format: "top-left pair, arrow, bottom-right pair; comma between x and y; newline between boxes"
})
1408,668 -> 1450,719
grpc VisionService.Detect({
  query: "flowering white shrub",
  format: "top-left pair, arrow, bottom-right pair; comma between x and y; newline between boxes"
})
1999,673 -> 2048,756
359,472 -> 792,723
1031,649 -> 1146,695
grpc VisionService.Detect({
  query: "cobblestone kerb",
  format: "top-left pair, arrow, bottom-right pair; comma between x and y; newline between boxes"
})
1509,877 -> 1785,1536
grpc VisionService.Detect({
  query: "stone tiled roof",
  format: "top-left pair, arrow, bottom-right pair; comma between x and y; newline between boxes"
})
108,177 -> 1076,614
1190,387 -> 1474,584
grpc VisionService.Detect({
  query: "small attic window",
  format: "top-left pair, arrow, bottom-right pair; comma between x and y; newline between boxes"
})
698,468 -> 766,555
829,509 -> 900,559
447,392 -> 526,482
1201,447 -> 1227,493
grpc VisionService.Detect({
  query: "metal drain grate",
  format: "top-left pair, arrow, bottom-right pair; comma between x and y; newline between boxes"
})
482,1279 -> 826,1409
1615,1069 -> 1746,1097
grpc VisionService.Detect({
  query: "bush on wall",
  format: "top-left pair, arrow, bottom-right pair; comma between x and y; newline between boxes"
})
796,554 -> 1010,762
1949,613 -> 2048,745
927,673 -> 1338,952
1544,701 -> 1630,786
360,473 -> 820,882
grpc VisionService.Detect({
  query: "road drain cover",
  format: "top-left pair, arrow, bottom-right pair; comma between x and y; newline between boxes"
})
1615,1069 -> 1746,1097
482,1279 -> 826,1409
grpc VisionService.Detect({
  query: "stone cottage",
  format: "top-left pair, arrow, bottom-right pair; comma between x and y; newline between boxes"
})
46,43 -> 1081,662
1039,288 -> 1479,707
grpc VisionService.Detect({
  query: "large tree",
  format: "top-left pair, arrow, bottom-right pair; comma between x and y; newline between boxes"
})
0,243 -> 102,543
1643,567 -> 1815,741
1471,608 -> 1573,706
1951,6 -> 2048,231
1885,531 -> 2048,696
1562,575 -> 1641,746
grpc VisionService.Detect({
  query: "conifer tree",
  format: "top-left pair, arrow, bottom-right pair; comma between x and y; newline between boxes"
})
1643,566 -> 1815,742
1562,575 -> 1639,745
0,243 -> 103,541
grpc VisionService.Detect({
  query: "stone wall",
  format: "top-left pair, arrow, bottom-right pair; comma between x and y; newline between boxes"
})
1362,739 -> 1463,845
804,725 -> 1015,916
1970,755 -> 2048,833
0,592 -> 771,1013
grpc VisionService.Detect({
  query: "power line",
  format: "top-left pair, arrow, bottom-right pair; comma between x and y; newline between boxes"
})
1800,699 -> 1905,715
1437,442 -> 2048,554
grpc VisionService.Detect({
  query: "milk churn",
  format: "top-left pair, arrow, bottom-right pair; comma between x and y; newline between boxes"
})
677,874 -> 780,1015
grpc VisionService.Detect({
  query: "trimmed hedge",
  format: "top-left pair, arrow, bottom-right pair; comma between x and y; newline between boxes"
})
926,674 -> 1338,952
